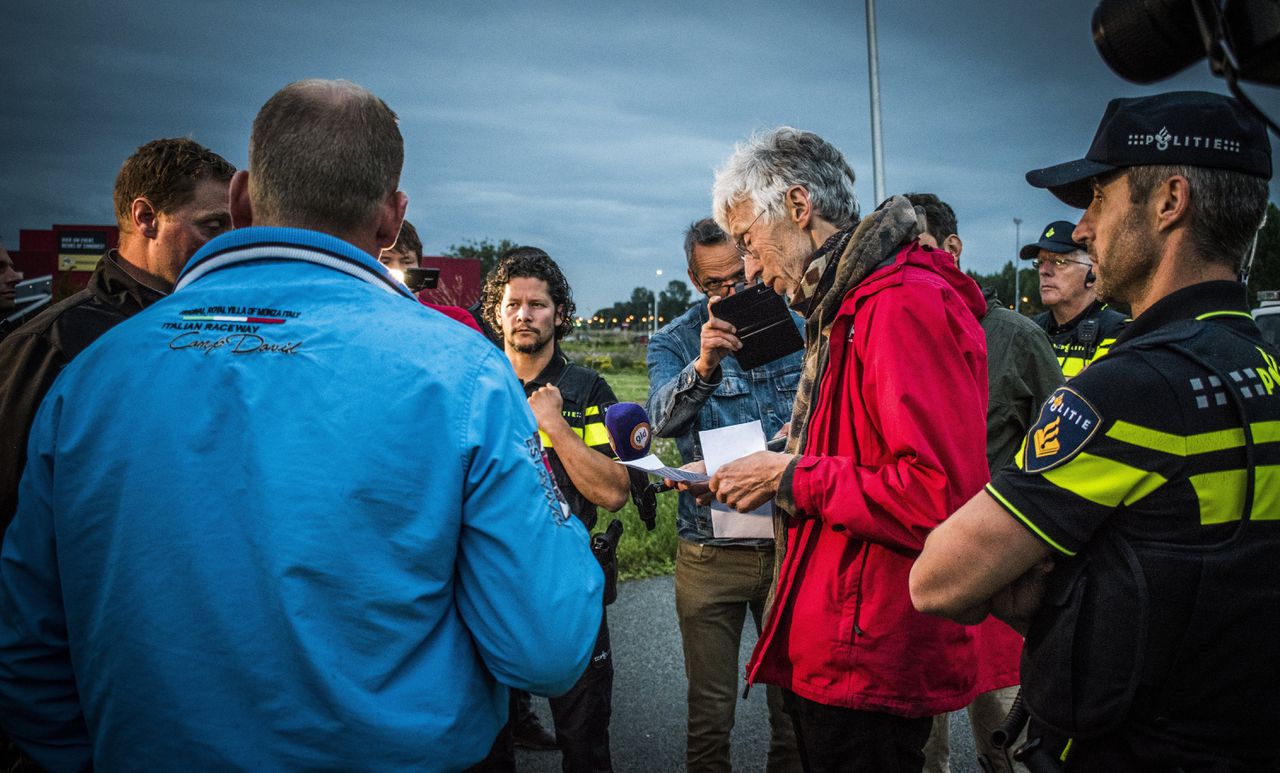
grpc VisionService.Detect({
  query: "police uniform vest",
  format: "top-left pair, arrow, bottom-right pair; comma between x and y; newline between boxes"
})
1034,301 -> 1127,377
522,350 -> 615,531
990,282 -> 1280,762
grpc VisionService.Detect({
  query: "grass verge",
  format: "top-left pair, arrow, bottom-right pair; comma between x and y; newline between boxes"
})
563,342 -> 680,579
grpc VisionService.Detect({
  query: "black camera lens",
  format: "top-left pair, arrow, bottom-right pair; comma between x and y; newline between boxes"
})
1092,0 -> 1207,84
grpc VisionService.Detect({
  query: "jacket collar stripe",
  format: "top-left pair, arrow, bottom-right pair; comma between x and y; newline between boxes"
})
175,244 -> 414,299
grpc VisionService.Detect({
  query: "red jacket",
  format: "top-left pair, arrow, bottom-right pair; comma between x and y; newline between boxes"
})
747,244 -> 990,717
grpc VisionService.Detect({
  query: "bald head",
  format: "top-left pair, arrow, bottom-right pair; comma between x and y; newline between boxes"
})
246,79 -> 404,234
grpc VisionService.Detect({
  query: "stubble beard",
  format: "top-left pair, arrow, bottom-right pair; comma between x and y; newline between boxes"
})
1093,207 -> 1156,308
510,328 -> 554,355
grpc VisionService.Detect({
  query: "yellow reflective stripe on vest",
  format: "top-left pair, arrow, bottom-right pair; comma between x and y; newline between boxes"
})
582,422 -> 610,447
1040,451 -> 1168,508
539,421 -> 609,449
1092,336 -> 1118,363
539,426 -> 589,449
1060,355 -> 1086,378
1196,310 -> 1254,321
1107,420 -> 1280,456
1190,465 -> 1280,524
585,406 -> 601,417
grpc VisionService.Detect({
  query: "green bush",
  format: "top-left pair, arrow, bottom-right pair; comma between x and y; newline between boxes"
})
592,436 -> 681,580
571,357 -> 681,579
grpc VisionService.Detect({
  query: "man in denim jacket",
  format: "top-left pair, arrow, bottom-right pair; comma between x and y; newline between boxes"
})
647,218 -> 803,772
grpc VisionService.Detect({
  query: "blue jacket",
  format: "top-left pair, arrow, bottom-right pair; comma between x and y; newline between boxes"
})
646,301 -> 803,545
0,227 -> 603,771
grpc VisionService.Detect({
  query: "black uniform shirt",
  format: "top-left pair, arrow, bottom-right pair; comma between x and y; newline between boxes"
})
521,347 -> 618,530
1034,300 -> 1128,377
991,281 -> 1280,555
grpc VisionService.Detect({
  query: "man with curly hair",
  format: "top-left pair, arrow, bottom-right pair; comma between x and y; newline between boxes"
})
484,246 -> 630,772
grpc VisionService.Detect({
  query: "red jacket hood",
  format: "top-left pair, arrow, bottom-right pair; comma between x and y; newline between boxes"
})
859,241 -> 989,324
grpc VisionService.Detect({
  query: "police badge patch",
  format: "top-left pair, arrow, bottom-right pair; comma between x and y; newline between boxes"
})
1022,387 -> 1103,473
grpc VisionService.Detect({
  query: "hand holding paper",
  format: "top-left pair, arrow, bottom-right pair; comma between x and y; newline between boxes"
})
699,421 -> 788,539
709,450 -> 793,513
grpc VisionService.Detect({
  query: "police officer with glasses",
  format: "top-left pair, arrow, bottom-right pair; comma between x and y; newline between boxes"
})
1022,221 -> 1126,377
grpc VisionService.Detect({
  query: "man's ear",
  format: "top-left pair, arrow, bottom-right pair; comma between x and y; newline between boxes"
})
1154,174 -> 1191,233
375,191 -> 410,251
131,197 -> 160,239
786,185 -> 814,229
944,234 -> 963,261
687,269 -> 704,295
229,170 -> 253,229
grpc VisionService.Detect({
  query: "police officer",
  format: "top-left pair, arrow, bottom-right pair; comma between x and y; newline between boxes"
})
1021,220 -> 1126,377
911,91 -> 1278,771
485,246 -> 630,773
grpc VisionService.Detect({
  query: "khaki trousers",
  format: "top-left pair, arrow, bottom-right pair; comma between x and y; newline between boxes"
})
675,539 -> 800,773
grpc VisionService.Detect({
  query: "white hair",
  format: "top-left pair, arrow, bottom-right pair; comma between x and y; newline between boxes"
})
712,127 -> 860,233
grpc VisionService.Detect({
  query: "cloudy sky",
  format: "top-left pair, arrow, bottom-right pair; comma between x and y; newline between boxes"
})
4,0 -> 1278,314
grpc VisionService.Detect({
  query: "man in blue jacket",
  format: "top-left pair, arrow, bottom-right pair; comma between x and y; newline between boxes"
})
0,79 -> 603,771
647,218 -> 803,772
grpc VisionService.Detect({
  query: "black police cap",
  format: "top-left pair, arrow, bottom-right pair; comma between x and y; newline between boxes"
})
1020,220 -> 1085,261
1025,91 -> 1272,209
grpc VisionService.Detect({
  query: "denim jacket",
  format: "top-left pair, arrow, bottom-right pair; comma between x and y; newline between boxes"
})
646,301 -> 803,545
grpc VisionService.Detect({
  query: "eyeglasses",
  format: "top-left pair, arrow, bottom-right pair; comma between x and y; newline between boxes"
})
1032,256 -> 1092,269
732,206 -> 768,260
699,270 -> 747,297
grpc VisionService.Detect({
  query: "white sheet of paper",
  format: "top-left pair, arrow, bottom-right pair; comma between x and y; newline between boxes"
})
617,454 -> 710,483
699,421 -> 774,539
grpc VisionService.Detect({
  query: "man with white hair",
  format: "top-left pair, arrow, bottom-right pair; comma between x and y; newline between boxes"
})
0,79 -> 602,770
692,128 -> 989,772
1021,220 -> 1126,376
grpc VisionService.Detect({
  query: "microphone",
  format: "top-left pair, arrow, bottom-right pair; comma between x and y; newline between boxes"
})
604,402 -> 652,461
605,402 -> 662,531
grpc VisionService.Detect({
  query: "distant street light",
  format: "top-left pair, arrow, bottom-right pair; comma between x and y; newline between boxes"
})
1013,218 -> 1023,312
653,269 -> 663,335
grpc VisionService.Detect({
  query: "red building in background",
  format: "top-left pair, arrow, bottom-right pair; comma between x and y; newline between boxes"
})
416,255 -> 483,308
10,226 -> 482,308
11,225 -> 119,300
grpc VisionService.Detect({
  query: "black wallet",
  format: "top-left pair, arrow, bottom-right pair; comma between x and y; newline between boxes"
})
709,284 -> 804,370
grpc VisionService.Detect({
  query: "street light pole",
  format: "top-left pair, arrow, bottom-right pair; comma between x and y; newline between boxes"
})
1013,217 -> 1022,312
866,0 -> 886,206
653,269 -> 663,335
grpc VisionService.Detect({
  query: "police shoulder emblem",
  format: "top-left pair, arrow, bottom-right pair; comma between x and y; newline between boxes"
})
1022,387 -> 1103,473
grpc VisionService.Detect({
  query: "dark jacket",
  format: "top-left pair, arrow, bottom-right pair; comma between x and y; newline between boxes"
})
983,298 -> 1064,473
0,252 -> 164,537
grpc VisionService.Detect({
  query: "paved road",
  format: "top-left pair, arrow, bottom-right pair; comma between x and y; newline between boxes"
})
517,575 -> 985,772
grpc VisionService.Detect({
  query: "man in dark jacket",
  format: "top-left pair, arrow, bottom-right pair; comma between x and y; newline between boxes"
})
907,192 -> 1061,773
0,138 -> 234,539
483,246 -> 631,772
